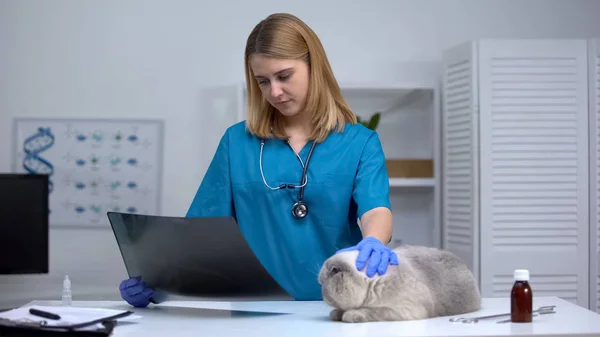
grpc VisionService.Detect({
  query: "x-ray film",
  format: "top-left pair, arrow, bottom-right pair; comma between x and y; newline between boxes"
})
107,212 -> 290,299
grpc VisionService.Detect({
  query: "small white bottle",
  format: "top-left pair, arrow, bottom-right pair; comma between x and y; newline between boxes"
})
62,275 -> 72,306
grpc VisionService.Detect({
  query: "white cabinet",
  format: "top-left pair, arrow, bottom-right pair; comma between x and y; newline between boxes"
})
441,38 -> 599,309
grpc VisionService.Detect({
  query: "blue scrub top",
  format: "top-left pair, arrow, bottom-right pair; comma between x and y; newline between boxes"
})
186,121 -> 391,300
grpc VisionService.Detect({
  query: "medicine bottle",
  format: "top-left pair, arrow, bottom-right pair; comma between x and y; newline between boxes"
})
510,269 -> 532,323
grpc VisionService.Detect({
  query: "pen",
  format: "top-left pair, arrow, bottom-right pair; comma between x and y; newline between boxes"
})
29,308 -> 61,320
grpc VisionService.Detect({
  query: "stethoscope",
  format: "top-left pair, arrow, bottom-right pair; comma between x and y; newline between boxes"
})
259,138 -> 316,219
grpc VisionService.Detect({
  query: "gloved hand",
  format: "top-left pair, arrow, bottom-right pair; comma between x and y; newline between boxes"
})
119,276 -> 156,308
336,236 -> 399,278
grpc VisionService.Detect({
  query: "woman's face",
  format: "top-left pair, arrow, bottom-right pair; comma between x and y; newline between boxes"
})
249,54 -> 310,118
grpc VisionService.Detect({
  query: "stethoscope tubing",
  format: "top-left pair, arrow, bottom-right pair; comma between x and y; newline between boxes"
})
259,138 -> 316,218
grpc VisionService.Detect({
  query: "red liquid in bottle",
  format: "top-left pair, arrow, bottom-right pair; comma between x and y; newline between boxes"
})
511,269 -> 533,323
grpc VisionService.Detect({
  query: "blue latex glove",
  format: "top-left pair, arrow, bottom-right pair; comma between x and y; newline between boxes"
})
119,276 -> 165,308
336,236 -> 399,277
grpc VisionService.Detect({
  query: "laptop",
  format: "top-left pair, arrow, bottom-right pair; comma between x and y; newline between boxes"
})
106,212 -> 290,299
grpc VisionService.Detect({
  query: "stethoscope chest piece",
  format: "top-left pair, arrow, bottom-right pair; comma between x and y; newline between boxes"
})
292,201 -> 308,219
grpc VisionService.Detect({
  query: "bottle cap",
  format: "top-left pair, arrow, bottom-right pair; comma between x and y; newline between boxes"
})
514,269 -> 529,281
63,275 -> 71,288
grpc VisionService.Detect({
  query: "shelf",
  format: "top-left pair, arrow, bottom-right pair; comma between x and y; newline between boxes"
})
339,81 -> 436,92
339,82 -> 435,116
389,178 -> 435,187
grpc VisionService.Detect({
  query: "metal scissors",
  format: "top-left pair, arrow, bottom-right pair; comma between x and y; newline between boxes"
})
449,305 -> 556,324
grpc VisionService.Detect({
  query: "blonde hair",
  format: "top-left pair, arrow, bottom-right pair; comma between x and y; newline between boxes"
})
244,13 -> 356,142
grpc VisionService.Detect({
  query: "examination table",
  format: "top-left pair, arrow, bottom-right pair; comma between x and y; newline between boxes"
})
19,296 -> 600,337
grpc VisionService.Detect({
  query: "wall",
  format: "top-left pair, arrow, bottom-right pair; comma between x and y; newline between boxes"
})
1,0 -> 600,309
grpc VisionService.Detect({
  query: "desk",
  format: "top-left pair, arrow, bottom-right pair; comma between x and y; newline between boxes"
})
24,296 -> 600,337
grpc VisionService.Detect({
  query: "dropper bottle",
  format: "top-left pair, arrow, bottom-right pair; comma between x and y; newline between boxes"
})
62,275 -> 72,306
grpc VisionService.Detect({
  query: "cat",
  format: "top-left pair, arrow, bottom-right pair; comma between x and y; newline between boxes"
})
317,245 -> 481,323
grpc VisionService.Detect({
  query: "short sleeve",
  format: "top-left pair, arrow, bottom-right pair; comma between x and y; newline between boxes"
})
352,131 -> 391,219
185,129 -> 235,218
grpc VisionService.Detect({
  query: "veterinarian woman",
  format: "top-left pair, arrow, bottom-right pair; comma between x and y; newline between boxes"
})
119,12 -> 398,307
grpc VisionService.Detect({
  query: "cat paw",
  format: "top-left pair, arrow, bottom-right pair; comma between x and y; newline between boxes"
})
342,309 -> 368,323
329,309 -> 344,321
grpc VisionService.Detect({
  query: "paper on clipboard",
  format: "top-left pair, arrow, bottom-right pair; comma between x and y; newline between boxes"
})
0,305 -> 140,330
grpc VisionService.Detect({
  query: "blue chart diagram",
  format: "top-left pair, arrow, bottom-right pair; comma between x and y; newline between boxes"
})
12,117 -> 164,228
22,127 -> 55,193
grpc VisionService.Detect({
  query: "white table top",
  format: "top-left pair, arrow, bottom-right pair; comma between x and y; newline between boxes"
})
24,296 -> 600,337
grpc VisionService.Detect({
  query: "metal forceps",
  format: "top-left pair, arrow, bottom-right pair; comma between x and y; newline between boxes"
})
449,305 -> 556,324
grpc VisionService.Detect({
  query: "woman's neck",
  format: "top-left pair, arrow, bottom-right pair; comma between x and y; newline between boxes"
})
282,111 -> 312,140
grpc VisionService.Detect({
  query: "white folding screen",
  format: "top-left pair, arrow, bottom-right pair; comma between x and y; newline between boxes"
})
478,39 -> 590,306
589,39 -> 600,312
441,42 -> 480,286
442,39 -> 593,309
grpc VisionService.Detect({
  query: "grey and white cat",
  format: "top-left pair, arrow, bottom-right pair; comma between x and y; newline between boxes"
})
318,245 -> 481,323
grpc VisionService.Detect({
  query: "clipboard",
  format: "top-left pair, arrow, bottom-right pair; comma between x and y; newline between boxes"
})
0,319 -> 116,336
0,307 -> 133,336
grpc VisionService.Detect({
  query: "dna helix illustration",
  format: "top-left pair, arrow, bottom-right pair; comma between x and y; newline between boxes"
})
22,127 -> 55,193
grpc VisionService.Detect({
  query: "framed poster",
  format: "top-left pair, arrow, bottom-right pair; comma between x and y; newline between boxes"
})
12,117 -> 164,228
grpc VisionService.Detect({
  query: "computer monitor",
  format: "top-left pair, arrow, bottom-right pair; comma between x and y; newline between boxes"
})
0,173 -> 49,274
